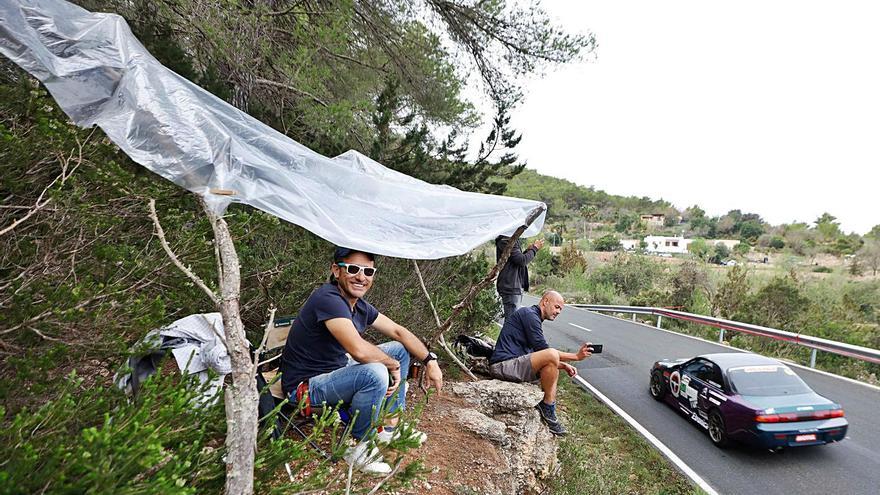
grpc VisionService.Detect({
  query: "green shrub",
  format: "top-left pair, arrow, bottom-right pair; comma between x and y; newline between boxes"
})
559,241 -> 587,274
592,234 -> 621,252
812,266 -> 833,273
591,253 -> 662,298
0,371 -> 322,494
737,275 -> 809,331
530,246 -> 559,283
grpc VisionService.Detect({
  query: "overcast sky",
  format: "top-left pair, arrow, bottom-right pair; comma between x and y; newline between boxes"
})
509,0 -> 879,234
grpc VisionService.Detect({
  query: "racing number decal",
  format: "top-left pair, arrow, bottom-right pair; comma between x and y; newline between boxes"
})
669,371 -> 681,396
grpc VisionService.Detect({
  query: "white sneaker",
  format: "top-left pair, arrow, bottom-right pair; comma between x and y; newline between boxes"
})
343,441 -> 392,475
376,425 -> 428,446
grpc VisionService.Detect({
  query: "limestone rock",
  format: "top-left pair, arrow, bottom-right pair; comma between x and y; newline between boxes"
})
454,408 -> 509,445
452,379 -> 544,415
451,379 -> 558,494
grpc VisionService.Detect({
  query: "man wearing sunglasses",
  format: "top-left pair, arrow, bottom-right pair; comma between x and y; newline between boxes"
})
280,246 -> 443,474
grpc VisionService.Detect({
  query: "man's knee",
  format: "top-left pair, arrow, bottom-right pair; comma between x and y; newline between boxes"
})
360,362 -> 389,389
380,341 -> 409,363
533,348 -> 560,369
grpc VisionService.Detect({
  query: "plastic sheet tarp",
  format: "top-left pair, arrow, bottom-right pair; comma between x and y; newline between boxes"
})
0,0 -> 546,260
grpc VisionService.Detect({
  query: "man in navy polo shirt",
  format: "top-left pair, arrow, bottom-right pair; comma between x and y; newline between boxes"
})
488,290 -> 592,436
280,247 -> 443,474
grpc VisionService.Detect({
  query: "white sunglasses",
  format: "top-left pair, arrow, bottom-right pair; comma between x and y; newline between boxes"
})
336,262 -> 377,277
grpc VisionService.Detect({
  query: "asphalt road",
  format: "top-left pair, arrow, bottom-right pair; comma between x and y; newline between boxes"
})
522,294 -> 880,495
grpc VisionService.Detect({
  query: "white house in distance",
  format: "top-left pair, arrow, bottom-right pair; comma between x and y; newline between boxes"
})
620,239 -> 641,251
642,235 -> 740,254
644,235 -> 690,254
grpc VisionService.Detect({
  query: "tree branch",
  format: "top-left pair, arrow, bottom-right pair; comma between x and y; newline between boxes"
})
429,205 -> 545,344
412,260 -> 477,380
0,132 -> 89,237
254,77 -> 329,107
147,199 -> 220,305
251,306 -> 277,377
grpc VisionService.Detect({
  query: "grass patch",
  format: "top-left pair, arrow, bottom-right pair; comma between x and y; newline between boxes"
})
552,380 -> 702,495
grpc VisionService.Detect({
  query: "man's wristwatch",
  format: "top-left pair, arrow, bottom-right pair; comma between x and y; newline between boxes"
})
422,351 -> 438,366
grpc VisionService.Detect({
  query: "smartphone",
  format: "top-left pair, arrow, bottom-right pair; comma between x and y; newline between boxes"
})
589,344 -> 603,354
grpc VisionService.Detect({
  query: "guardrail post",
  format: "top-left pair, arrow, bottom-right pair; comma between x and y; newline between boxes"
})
718,328 -> 725,343
632,314 -> 636,322
656,315 -> 662,328
810,349 -> 817,368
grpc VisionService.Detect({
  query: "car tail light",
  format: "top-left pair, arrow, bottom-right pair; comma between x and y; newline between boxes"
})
756,413 -> 799,423
756,408 -> 844,423
812,408 -> 845,420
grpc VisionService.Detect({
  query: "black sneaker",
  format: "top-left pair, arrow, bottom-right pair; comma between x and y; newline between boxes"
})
546,419 -> 568,436
535,402 -> 568,436
535,401 -> 559,423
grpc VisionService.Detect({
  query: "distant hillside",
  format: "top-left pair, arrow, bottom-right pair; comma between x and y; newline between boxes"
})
504,168 -> 878,260
504,168 -> 673,222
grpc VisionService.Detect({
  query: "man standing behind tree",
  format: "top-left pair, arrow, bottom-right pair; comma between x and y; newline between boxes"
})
496,235 -> 545,321
488,290 -> 591,436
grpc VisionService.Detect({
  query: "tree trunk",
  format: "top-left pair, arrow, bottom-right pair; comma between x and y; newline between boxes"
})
205,205 -> 258,495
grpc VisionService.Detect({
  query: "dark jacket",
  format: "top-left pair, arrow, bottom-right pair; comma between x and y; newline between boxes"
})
489,305 -> 549,364
495,236 -> 538,295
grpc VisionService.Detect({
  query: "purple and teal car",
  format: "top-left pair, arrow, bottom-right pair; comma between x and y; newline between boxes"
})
649,352 -> 848,449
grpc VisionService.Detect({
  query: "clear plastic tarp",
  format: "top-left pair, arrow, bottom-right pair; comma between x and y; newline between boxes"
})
0,0 -> 546,259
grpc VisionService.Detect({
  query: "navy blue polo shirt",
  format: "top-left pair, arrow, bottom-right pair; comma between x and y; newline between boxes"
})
280,283 -> 379,395
489,305 -> 549,364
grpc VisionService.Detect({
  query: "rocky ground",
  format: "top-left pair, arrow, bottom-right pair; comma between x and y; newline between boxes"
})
399,379 -> 559,495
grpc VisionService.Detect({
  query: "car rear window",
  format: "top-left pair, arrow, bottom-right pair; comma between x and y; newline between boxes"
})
727,365 -> 812,396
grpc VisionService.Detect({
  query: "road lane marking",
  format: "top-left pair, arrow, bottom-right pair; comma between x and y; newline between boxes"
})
572,375 -> 719,495
569,323 -> 592,332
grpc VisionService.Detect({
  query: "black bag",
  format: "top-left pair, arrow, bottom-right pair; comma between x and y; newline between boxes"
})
454,334 -> 495,358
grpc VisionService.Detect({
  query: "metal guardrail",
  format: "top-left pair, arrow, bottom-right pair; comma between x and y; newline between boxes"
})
572,304 -> 880,368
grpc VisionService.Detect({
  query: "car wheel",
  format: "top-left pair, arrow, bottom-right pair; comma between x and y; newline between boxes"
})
649,370 -> 667,400
708,409 -> 730,448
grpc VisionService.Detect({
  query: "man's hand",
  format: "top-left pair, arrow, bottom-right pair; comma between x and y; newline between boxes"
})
533,238 -> 545,250
424,360 -> 444,391
559,362 -> 578,377
386,366 -> 402,398
575,342 -> 592,361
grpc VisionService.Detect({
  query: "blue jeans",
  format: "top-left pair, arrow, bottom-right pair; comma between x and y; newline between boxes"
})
304,341 -> 410,439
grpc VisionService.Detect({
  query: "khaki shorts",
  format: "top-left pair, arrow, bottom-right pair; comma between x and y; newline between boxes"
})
489,354 -> 538,383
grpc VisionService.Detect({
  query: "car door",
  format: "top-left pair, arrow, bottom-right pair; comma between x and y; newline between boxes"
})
697,361 -> 727,411
677,359 -> 705,412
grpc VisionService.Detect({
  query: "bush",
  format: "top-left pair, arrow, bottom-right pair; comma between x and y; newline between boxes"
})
738,275 -> 809,331
712,265 -> 750,319
530,246 -> 559,283
559,241 -> 587,274
0,372 -> 314,494
591,253 -> 662,298
687,238 -> 710,260
544,231 -> 563,247
669,262 -> 708,311
593,234 -> 621,252
812,266 -> 833,273
708,243 -> 730,264
733,242 -> 750,256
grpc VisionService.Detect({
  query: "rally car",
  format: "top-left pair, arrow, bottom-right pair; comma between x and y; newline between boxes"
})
649,352 -> 847,449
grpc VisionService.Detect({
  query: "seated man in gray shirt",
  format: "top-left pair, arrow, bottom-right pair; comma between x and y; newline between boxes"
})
488,290 -> 592,435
